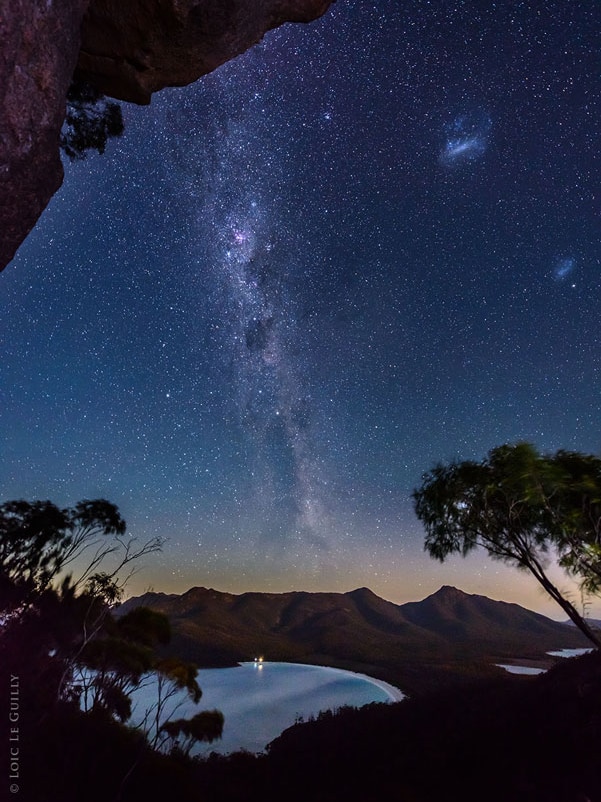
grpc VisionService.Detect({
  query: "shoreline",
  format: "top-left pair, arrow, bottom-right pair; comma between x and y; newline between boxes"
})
239,661 -> 406,702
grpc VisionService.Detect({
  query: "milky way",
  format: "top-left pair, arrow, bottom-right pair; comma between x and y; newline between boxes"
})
1,0 -> 600,614
166,62 -> 336,571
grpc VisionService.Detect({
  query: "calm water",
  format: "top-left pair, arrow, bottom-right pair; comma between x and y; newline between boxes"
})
130,661 -> 403,754
497,647 -> 595,676
547,648 -> 594,658
496,664 -> 546,676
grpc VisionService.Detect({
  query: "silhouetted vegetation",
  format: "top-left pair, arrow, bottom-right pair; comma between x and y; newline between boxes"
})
0,499 -> 222,800
413,442 -> 601,647
60,78 -> 124,160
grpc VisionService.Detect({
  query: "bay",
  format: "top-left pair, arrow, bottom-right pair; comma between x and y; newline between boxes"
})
130,661 -> 403,755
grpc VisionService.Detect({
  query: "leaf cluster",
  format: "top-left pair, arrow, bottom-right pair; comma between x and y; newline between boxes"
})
0,498 -> 126,606
160,710 -> 225,754
0,496 -> 224,763
412,443 -> 601,645
60,78 -> 124,161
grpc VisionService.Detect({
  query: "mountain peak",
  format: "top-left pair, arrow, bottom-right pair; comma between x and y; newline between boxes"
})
347,586 -> 377,598
431,585 -> 466,600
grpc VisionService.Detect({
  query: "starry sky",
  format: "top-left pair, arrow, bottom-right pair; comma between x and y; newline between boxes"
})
1,0 -> 600,617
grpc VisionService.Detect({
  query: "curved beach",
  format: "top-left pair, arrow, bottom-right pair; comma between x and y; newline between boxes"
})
241,661 -> 405,702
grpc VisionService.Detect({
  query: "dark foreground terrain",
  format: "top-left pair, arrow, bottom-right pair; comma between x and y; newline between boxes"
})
16,650 -> 601,802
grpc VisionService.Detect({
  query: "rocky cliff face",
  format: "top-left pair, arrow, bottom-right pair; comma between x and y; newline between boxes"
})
0,0 -> 334,271
0,0 -> 88,271
77,0 -> 334,103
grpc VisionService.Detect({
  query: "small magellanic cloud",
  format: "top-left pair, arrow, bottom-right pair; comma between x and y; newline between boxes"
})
553,257 -> 576,282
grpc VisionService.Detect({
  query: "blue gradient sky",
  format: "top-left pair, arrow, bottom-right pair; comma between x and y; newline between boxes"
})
1,1 -> 600,617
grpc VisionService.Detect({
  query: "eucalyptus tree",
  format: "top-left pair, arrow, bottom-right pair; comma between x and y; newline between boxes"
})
61,78 -> 124,160
0,496 -> 223,802
412,443 -> 601,648
0,498 -> 164,715
0,497 -> 152,607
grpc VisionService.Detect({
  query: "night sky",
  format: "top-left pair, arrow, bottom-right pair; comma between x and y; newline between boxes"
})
2,1 -> 600,616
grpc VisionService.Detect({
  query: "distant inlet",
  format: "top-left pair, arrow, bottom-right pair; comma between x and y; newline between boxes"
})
130,661 -> 404,755
496,647 -> 594,676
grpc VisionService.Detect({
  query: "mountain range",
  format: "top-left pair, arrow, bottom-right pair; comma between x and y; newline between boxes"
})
120,585 -> 590,695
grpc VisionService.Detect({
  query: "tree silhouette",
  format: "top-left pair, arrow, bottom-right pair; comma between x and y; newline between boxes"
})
413,443 -> 601,648
0,498 -> 163,719
160,710 -> 225,756
0,495 -> 223,782
60,78 -> 124,160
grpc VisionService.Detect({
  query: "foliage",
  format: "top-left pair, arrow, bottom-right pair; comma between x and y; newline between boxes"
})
60,78 -> 124,161
0,498 -> 166,725
160,710 -> 225,755
0,498 -> 127,606
138,655 -> 203,749
155,657 -> 202,703
0,497 -> 222,773
117,606 -> 172,648
19,704 -> 200,802
412,442 -> 601,647
547,449 -> 601,592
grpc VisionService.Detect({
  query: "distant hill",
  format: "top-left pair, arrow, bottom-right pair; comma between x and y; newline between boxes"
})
565,617 -> 601,629
119,585 -> 590,695
399,585 -> 588,649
